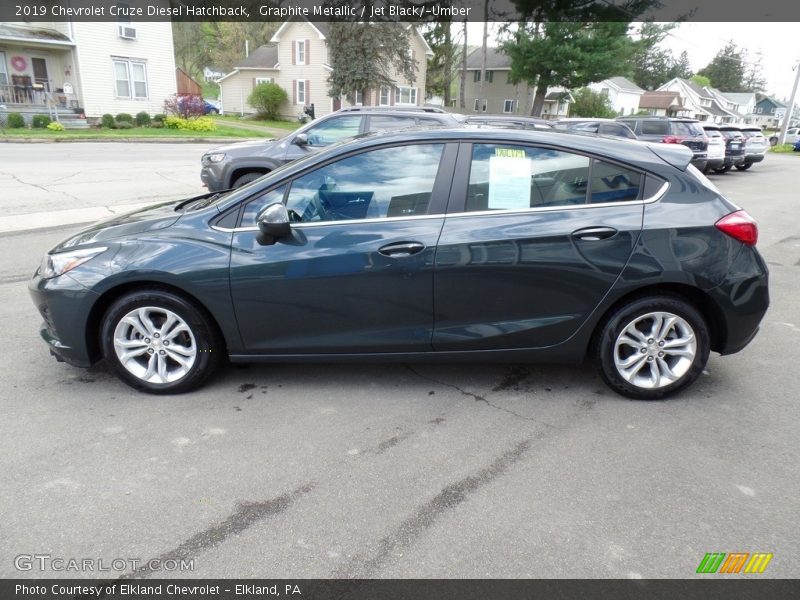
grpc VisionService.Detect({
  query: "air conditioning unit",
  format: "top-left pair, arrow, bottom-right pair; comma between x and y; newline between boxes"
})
118,25 -> 137,40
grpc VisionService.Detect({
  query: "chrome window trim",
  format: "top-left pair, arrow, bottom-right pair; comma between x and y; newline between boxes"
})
211,181 -> 669,233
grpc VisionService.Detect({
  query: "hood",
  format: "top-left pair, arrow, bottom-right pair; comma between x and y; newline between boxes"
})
53,200 -> 185,251
205,138 -> 280,157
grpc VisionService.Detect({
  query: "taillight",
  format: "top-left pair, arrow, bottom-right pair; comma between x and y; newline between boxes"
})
663,135 -> 684,144
715,210 -> 758,246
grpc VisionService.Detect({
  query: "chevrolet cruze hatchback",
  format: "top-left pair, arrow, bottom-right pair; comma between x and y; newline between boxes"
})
30,128 -> 769,399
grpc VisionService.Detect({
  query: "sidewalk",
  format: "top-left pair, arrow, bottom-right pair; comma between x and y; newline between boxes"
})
0,202 -> 154,234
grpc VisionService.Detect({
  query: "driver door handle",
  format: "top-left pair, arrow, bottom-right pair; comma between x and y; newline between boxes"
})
571,226 -> 618,241
378,242 -> 425,257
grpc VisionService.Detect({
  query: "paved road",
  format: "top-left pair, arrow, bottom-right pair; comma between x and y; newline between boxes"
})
0,153 -> 798,579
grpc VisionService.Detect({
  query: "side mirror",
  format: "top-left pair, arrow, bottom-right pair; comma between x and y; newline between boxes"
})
257,202 -> 291,242
292,133 -> 309,146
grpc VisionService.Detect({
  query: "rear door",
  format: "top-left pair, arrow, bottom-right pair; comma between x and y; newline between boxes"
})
432,141 -> 648,351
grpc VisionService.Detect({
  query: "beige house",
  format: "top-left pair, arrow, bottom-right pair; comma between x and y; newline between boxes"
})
218,19 -> 431,119
0,21 -> 176,123
458,47 -> 572,119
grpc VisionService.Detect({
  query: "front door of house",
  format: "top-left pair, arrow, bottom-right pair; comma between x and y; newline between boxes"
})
31,58 -> 48,90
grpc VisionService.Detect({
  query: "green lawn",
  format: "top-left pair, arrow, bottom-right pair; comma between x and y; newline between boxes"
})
211,114 -> 299,131
0,125 -> 261,140
769,143 -> 798,154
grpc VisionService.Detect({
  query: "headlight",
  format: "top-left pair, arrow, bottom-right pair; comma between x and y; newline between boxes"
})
39,247 -> 107,279
204,152 -> 226,163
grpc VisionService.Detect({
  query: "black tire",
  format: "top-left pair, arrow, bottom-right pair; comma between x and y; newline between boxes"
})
208,109 -> 219,115
593,295 -> 710,400
100,289 -> 223,394
232,171 -> 265,188
712,167 -> 727,174
735,162 -> 752,171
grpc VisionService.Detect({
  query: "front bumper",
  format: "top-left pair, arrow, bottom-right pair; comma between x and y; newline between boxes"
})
28,271 -> 99,368
200,165 -> 227,192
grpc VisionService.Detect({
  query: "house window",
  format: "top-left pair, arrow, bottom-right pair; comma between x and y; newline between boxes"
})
395,86 -> 417,105
296,40 -> 305,65
473,71 -> 493,83
379,86 -> 390,106
113,59 -> 147,99
473,99 -> 487,112
473,71 -> 480,82
755,107 -> 762,114
296,80 -> 305,105
354,90 -> 363,105
503,99 -> 515,113
255,77 -> 273,85
600,88 -> 609,96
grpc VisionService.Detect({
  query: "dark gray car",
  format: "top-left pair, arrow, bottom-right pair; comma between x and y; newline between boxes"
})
617,116 -> 709,172
31,128 -> 768,400
201,108 -> 463,191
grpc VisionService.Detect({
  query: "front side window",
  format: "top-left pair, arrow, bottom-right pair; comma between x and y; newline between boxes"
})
241,185 -> 287,227
113,59 -> 147,99
466,144 -> 642,211
283,144 -> 444,223
303,115 -> 361,147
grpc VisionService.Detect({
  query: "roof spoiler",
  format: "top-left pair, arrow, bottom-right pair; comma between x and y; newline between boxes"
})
647,142 -> 693,171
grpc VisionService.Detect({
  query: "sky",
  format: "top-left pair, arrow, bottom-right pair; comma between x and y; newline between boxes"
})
466,22 -> 799,103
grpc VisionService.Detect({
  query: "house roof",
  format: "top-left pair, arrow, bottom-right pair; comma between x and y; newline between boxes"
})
639,91 -> 684,110
682,79 -> 712,98
0,23 -> 73,45
465,47 -> 511,70
756,95 -> 786,108
723,92 -> 756,106
606,76 -> 644,93
234,44 -> 279,70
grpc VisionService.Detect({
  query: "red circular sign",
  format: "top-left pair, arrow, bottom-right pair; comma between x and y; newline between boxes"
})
10,56 -> 27,72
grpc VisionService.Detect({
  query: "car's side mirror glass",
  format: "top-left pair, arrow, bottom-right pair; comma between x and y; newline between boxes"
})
256,203 -> 291,244
293,133 -> 309,146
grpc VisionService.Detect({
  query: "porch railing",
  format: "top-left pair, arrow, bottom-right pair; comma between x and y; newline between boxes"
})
0,82 -> 51,106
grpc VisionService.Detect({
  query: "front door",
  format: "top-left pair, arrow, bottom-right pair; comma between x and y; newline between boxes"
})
31,57 -> 49,90
229,142 -> 455,354
433,141 -> 646,351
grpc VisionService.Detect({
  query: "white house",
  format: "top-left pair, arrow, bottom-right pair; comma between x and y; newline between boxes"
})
218,19 -> 431,119
587,76 -> 644,116
657,78 -> 739,123
0,21 -> 177,121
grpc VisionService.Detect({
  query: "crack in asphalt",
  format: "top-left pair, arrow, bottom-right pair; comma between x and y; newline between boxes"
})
2,170 -> 83,203
405,365 -> 557,429
335,439 -> 534,578
115,482 -> 315,582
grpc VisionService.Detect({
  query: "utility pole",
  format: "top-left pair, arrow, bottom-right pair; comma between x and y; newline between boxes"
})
778,60 -> 800,144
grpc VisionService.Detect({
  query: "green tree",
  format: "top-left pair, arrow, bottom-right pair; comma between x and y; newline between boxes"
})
742,51 -> 767,93
502,21 -> 637,116
671,51 -> 693,80
423,20 -> 460,105
698,42 -> 745,91
630,22 -> 679,91
210,22 -> 278,73
248,82 -> 288,119
326,23 -> 415,103
569,88 -> 617,118
690,74 -> 711,88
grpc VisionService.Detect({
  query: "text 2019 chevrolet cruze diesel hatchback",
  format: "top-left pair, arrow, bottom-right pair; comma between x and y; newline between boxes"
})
29,129 -> 768,399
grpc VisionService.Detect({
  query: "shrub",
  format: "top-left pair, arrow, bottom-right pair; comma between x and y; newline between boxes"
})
47,122 -> 66,131
32,114 -> 51,129
114,121 -> 134,129
164,94 -> 205,118
115,113 -> 133,124
163,116 -> 216,132
6,112 -> 26,128
247,82 -> 288,119
152,113 -> 166,124
100,113 -> 115,128
135,111 -> 151,127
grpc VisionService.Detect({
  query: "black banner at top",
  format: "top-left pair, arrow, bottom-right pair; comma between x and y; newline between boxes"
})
1,0 -> 799,23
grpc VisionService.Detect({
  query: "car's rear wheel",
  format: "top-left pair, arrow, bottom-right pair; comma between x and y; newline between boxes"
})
101,290 -> 222,394
595,295 -> 710,400
735,162 -> 752,170
232,171 -> 265,188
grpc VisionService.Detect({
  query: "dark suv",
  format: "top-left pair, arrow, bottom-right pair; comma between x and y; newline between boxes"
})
617,117 -> 708,171
201,108 -> 463,191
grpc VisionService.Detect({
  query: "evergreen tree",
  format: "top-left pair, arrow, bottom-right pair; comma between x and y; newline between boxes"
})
698,42 -> 746,91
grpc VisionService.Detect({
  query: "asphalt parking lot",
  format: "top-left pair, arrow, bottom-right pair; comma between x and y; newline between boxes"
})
0,145 -> 798,579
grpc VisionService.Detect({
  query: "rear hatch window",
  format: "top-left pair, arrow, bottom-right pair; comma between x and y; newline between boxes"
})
641,121 -> 670,135
674,121 -> 704,136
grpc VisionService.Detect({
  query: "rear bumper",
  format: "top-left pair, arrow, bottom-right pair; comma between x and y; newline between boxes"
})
745,153 -> 766,164
705,157 -> 725,171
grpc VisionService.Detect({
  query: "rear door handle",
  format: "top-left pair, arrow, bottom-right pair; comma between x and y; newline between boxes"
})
571,226 -> 618,241
378,242 -> 425,257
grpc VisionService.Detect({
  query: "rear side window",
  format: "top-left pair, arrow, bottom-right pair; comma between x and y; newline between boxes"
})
303,116 -> 361,147
466,144 -> 643,211
641,121 -> 670,135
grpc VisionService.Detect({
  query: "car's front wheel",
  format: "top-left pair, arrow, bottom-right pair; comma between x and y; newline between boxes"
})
101,290 -> 222,394
595,295 -> 710,400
